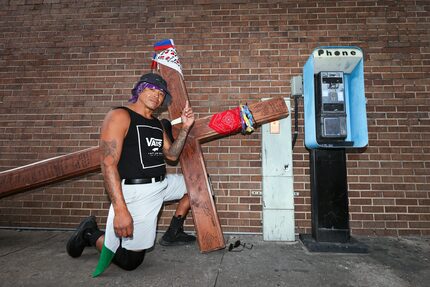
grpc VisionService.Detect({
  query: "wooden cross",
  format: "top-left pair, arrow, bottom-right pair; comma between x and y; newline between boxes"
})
0,72 -> 288,253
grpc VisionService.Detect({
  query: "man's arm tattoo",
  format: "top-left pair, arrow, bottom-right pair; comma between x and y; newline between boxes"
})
166,128 -> 189,159
101,138 -> 117,158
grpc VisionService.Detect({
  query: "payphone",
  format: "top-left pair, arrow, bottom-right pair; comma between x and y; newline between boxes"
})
299,47 -> 368,252
303,46 -> 367,149
315,71 -> 347,143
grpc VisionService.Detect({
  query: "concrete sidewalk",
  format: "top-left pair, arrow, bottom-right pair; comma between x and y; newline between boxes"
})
0,229 -> 429,287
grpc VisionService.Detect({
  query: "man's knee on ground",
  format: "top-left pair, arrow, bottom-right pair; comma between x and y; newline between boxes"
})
113,247 -> 146,271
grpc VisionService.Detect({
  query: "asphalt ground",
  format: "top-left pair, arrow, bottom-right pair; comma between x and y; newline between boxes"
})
0,229 -> 429,287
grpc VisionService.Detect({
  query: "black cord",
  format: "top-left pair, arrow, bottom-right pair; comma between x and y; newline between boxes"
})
291,94 -> 300,150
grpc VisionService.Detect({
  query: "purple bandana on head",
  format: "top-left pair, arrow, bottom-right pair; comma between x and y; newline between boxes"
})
129,82 -> 165,103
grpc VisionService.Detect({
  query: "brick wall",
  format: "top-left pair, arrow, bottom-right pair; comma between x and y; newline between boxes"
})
0,0 -> 429,236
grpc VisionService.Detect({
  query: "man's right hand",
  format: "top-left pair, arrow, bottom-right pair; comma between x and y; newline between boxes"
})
113,208 -> 134,238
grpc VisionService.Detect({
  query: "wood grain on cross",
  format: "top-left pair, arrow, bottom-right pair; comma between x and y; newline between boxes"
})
0,76 -> 289,253
0,148 -> 101,198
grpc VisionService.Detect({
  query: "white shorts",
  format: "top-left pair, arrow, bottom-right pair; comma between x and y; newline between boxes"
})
105,174 -> 186,251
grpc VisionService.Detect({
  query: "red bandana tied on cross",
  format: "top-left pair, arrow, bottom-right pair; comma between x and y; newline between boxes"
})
208,107 -> 242,135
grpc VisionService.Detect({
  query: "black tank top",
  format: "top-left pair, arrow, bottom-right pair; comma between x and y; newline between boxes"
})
116,107 -> 166,179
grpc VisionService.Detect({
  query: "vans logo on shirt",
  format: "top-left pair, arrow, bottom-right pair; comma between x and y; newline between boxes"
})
146,137 -> 162,148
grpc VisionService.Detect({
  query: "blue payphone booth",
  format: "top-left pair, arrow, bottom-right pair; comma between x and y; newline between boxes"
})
300,47 -> 368,252
303,46 -> 368,149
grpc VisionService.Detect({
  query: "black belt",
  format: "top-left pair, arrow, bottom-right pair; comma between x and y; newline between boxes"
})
124,175 -> 165,185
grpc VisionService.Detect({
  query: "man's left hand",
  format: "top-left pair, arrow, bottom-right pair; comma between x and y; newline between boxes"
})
181,100 -> 195,130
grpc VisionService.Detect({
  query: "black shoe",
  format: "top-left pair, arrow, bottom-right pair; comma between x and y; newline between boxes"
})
159,215 -> 196,246
66,216 -> 98,258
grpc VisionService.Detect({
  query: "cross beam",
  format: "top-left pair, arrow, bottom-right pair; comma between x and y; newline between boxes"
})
0,147 -> 100,198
